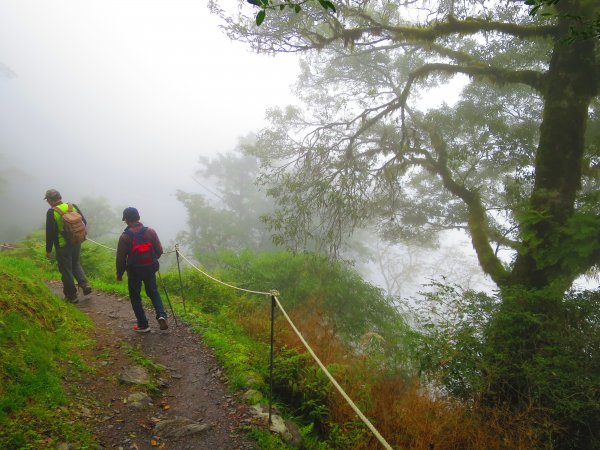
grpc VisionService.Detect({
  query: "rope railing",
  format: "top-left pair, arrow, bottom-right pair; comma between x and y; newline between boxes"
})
85,237 -> 117,252
176,251 -> 272,297
173,248 -> 394,449
83,237 -> 394,449
272,293 -> 393,450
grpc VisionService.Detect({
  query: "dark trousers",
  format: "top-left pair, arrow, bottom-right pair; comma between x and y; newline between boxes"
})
127,267 -> 166,328
56,243 -> 88,298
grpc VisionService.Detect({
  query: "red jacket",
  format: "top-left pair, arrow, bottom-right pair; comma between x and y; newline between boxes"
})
116,222 -> 163,277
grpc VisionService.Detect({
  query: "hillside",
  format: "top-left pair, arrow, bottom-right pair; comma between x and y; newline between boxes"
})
0,253 -> 257,449
5,234 -> 597,449
46,279 -> 256,449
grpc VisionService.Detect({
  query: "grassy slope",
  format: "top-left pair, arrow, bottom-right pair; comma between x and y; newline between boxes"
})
0,252 -> 96,449
5,229 -> 584,449
0,235 -> 416,449
0,235 -> 290,449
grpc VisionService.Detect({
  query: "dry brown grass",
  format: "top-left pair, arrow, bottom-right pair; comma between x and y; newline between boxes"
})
232,296 -> 545,449
232,297 -> 273,343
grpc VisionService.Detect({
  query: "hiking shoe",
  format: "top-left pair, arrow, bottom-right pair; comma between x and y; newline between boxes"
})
134,324 -> 150,333
158,316 -> 168,330
81,285 -> 92,296
65,294 -> 79,304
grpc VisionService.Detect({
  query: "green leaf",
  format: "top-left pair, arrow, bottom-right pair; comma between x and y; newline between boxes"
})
318,0 -> 336,12
256,9 -> 266,26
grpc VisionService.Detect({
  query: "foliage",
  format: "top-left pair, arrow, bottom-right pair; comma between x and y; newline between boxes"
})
6,233 -> 573,448
482,287 -> 600,449
215,2 -> 600,444
214,249 -> 410,349
404,280 -> 600,449
217,0 -> 600,288
246,427 -> 289,449
245,0 -> 599,42
78,195 -> 122,239
525,0 -> 600,42
8,230 -> 57,272
159,262 -> 240,314
406,281 -> 499,400
157,248 -> 429,447
272,347 -> 332,430
243,0 -> 335,26
177,146 -> 277,267
0,253 -> 96,448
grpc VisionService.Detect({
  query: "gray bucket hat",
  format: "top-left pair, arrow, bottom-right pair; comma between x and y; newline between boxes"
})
44,189 -> 61,200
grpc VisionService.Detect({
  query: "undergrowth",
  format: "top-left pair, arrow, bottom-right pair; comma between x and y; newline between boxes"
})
6,232 -> 597,449
0,252 -> 96,449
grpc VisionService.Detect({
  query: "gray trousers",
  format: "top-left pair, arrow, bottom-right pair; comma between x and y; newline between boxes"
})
56,243 -> 88,298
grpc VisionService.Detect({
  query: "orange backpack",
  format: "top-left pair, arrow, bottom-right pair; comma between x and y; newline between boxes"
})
53,203 -> 87,245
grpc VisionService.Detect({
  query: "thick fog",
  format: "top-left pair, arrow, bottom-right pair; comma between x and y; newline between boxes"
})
8,1 -> 583,296
0,1 -> 299,244
0,1 -> 500,297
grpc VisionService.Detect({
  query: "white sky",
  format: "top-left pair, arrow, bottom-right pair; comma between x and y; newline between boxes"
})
0,0 -> 299,241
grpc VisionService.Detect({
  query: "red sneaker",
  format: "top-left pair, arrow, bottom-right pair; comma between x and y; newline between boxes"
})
134,324 -> 150,333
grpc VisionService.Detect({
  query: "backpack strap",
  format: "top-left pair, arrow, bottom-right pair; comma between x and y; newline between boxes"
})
52,204 -> 75,216
124,227 -> 148,241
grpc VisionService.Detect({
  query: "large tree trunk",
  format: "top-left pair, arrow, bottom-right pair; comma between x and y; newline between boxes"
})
485,7 -> 598,414
510,2 -> 598,294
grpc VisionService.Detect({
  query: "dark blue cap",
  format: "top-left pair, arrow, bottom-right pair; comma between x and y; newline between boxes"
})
122,207 -> 140,221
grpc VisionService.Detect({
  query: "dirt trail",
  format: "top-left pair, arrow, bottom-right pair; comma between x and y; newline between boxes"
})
49,280 -> 257,450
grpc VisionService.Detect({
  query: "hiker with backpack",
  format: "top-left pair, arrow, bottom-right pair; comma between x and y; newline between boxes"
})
116,207 -> 168,333
44,188 -> 92,303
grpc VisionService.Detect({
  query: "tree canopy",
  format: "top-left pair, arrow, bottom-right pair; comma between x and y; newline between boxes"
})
214,0 -> 599,296
177,142 -> 277,264
213,1 -> 600,440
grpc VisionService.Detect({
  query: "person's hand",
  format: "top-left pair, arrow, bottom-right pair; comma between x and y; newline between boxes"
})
116,275 -> 122,282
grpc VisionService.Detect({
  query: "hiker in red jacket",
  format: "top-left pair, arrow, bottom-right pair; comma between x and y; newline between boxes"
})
116,207 -> 168,333
44,188 -> 92,303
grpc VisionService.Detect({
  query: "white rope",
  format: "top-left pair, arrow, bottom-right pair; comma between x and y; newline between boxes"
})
177,251 -> 272,296
273,295 -> 394,450
85,237 -> 116,252
85,238 -> 393,448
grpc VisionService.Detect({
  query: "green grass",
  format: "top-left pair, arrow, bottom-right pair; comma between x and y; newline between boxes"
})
0,252 -> 96,449
5,232 -> 393,449
1,232 -> 281,447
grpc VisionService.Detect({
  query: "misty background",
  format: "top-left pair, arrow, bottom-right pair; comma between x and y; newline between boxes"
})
0,0 -> 298,243
0,0 -> 524,296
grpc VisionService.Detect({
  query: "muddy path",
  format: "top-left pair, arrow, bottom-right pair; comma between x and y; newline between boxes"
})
49,280 -> 258,450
